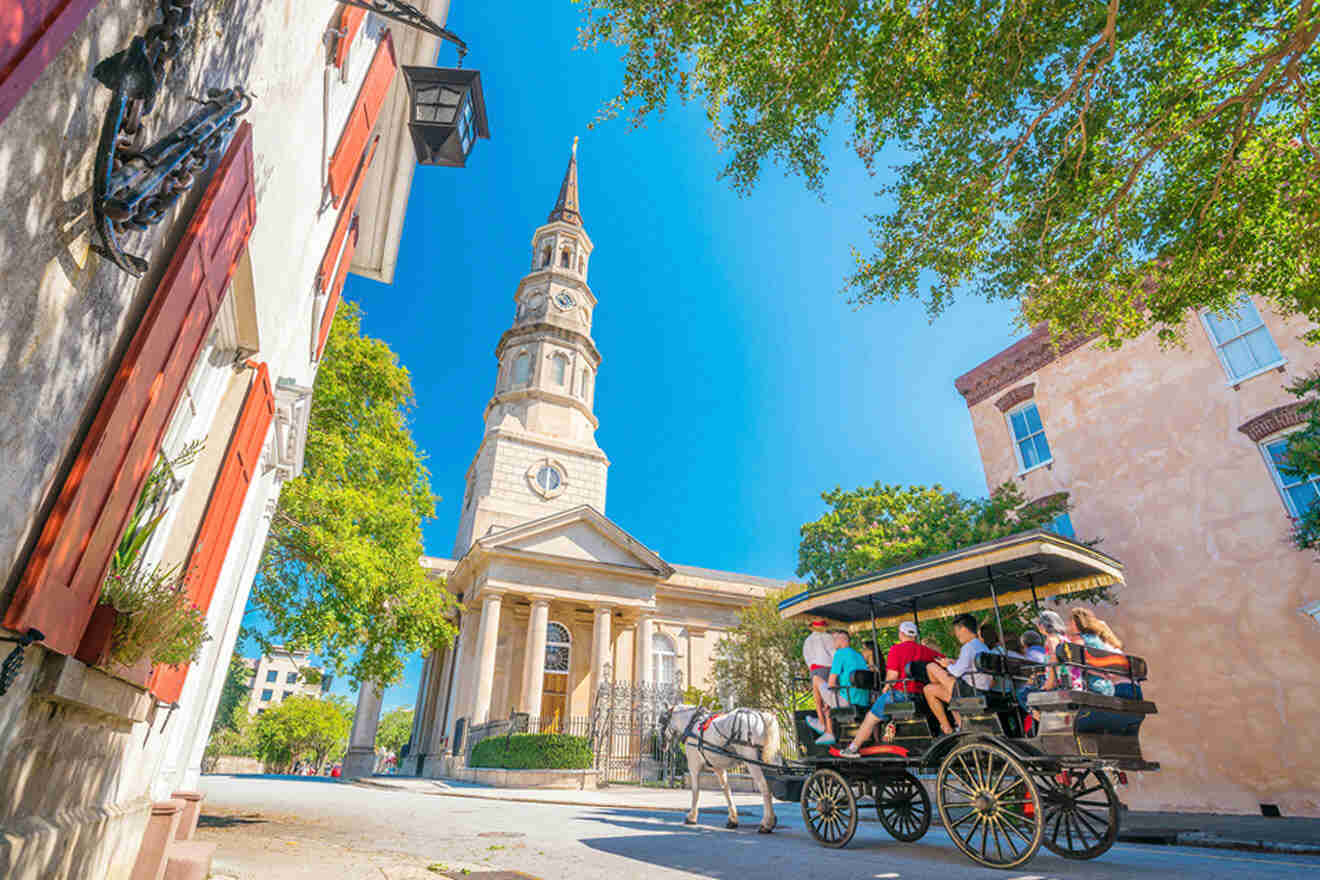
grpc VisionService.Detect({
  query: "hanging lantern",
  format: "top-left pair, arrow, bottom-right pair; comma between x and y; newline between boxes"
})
401,66 -> 490,167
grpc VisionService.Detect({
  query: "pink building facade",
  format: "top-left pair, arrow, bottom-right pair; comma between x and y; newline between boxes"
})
956,299 -> 1320,816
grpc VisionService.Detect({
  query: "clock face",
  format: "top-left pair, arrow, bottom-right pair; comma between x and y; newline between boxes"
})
553,292 -> 576,310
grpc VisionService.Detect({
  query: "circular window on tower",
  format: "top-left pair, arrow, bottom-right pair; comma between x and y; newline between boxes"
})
526,459 -> 568,499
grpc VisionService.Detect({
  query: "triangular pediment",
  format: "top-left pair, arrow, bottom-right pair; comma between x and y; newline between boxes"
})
475,506 -> 671,575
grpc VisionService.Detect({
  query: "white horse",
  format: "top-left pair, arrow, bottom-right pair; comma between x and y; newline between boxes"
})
662,705 -> 781,833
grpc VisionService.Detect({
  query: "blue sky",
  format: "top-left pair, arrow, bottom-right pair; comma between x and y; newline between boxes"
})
247,1 -> 1026,713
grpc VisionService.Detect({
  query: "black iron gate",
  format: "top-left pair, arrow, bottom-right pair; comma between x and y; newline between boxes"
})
589,665 -> 684,785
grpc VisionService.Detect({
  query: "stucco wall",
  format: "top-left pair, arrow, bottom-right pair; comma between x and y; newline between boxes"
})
962,301 -> 1320,815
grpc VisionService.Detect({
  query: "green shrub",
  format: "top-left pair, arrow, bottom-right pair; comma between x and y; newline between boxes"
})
470,733 -> 592,770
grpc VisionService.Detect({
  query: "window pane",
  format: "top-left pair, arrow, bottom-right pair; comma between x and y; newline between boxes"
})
1019,437 -> 1039,469
1204,310 -> 1238,344
1024,404 -> 1043,435
1219,337 -> 1255,378
1010,410 -> 1029,440
1266,439 -> 1291,468
1243,327 -> 1282,368
1286,484 -> 1318,517
1047,513 -> 1076,539
1232,296 -> 1264,331
1033,432 -> 1053,465
554,357 -> 566,385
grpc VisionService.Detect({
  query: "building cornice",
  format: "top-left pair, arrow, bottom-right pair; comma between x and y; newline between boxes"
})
495,321 -> 601,366
994,383 -> 1036,413
1239,402 -> 1307,443
955,327 -> 1099,407
483,387 -> 600,430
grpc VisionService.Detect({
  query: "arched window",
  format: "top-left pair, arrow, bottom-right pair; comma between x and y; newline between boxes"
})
560,248 -> 572,268
545,622 -> 571,673
513,352 -> 531,385
541,246 -> 552,268
652,633 -> 677,686
552,353 -> 568,386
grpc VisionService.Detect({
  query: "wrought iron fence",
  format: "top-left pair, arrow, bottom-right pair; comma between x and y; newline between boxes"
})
588,665 -> 685,785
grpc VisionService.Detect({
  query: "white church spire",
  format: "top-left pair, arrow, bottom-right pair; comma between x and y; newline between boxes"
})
451,139 -> 609,555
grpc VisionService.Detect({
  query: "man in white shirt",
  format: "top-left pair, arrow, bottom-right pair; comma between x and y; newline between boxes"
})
802,620 -> 838,736
923,613 -> 990,735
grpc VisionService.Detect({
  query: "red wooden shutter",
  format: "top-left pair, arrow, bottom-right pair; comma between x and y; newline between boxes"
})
317,134 -> 378,294
327,31 -> 395,205
316,217 -> 358,360
148,363 -> 275,702
4,122 -> 257,656
0,0 -> 100,125
333,3 -> 368,69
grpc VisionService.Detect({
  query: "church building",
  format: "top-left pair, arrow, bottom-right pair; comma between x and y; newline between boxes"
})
405,143 -> 787,773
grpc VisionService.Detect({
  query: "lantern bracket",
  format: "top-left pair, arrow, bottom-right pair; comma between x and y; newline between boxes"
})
339,0 -> 468,64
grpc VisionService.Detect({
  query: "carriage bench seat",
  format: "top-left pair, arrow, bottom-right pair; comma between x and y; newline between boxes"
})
1027,689 -> 1157,715
829,704 -> 871,727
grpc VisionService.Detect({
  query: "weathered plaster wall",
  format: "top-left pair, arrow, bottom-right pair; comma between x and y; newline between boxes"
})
963,301 -> 1320,815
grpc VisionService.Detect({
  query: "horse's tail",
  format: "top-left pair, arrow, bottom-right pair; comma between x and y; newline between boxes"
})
759,711 -> 782,766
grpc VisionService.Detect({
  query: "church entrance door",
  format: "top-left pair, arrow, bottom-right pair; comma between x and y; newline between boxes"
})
541,621 -> 572,726
541,672 -> 567,722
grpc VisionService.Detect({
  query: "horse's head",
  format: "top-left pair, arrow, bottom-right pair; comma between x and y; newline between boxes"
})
659,703 -> 697,751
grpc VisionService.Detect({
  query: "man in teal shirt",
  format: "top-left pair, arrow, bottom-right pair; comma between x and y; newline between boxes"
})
816,630 -> 871,745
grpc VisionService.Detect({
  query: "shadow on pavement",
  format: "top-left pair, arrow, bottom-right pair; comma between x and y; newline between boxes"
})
197,814 -> 268,828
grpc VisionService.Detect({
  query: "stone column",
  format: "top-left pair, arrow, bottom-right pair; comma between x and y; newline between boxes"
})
591,605 -> 613,697
469,592 -> 504,726
342,682 -> 385,779
520,597 -> 551,717
635,612 -> 655,686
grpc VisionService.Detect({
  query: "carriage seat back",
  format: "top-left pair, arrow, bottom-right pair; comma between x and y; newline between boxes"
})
848,668 -> 881,692
1055,641 -> 1148,683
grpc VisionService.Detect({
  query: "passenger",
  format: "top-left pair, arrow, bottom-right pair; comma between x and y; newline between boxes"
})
1070,607 -> 1122,696
835,621 -> 942,756
979,622 -> 1002,653
860,639 -> 882,673
815,629 -> 870,745
803,619 -> 838,737
924,614 -> 991,735
1036,609 -> 1070,690
1020,629 -> 1048,664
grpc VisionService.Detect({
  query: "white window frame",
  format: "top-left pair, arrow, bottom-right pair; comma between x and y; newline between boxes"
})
1005,401 -> 1053,476
652,632 -> 678,687
1259,429 -> 1320,519
1300,601 -> 1320,627
545,621 -> 572,674
1199,296 -> 1287,386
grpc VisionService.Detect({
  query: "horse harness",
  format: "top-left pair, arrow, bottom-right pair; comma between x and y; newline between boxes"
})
678,708 -> 755,766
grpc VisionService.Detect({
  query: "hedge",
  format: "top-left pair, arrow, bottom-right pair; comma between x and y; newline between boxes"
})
469,733 -> 593,770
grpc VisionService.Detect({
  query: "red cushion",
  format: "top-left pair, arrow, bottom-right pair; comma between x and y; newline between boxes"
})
827,744 -> 909,758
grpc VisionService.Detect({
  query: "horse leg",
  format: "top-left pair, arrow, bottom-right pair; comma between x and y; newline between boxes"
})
747,764 -> 777,833
715,766 -> 738,828
684,748 -> 701,825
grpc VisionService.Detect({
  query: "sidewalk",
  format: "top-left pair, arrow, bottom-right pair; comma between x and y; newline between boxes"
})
358,776 -> 1320,854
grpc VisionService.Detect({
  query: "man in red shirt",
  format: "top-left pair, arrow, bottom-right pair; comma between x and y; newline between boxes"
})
837,621 -> 943,756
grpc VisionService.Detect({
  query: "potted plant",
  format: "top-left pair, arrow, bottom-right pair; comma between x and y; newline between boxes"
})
76,443 -> 208,684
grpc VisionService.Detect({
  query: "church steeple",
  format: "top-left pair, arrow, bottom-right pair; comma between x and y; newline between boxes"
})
547,136 -> 582,226
451,137 -> 608,556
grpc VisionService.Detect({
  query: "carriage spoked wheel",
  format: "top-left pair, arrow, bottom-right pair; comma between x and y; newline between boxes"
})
875,772 -> 932,842
1035,767 -> 1120,860
937,742 -> 1044,869
801,768 -> 859,848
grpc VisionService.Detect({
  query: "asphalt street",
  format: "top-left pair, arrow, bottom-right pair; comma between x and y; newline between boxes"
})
199,775 -> 1320,880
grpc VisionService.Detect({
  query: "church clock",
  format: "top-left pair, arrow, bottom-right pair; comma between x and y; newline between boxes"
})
553,291 -> 576,310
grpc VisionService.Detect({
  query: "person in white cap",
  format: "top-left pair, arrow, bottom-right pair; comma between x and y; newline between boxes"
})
880,620 -> 944,707
802,620 -> 838,736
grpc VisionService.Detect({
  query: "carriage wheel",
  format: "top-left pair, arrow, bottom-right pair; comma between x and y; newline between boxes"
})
1036,768 -> 1120,860
937,742 -> 1044,869
875,772 -> 931,842
800,768 -> 859,848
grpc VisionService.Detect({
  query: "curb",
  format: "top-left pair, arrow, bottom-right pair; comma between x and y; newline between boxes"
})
1117,830 -> 1320,856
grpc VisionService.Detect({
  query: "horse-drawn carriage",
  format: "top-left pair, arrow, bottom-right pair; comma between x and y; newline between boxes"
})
771,530 -> 1160,869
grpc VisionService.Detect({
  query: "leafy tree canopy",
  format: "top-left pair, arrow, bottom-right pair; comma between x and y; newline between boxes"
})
375,707 -> 414,756
254,695 -> 352,772
579,1 -> 1320,346
797,481 -> 1067,586
253,301 -> 455,687
210,654 -> 252,734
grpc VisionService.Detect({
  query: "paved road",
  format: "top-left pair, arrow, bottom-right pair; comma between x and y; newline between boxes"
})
199,776 -> 1320,880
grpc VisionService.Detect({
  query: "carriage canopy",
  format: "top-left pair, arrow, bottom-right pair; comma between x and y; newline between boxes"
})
778,530 -> 1123,629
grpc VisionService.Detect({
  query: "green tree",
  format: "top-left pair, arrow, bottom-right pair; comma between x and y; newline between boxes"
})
1281,370 -> 1320,553
203,708 -> 259,772
209,654 -> 252,735
253,301 -> 455,687
254,695 -> 352,773
710,587 -> 813,746
578,1 -> 1320,347
375,707 -> 414,756
797,482 -> 1068,586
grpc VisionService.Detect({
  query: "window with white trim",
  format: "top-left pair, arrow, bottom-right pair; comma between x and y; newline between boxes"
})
652,633 -> 677,686
1007,403 -> 1052,472
1201,296 -> 1285,383
1261,433 -> 1320,518
545,621 -> 571,673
